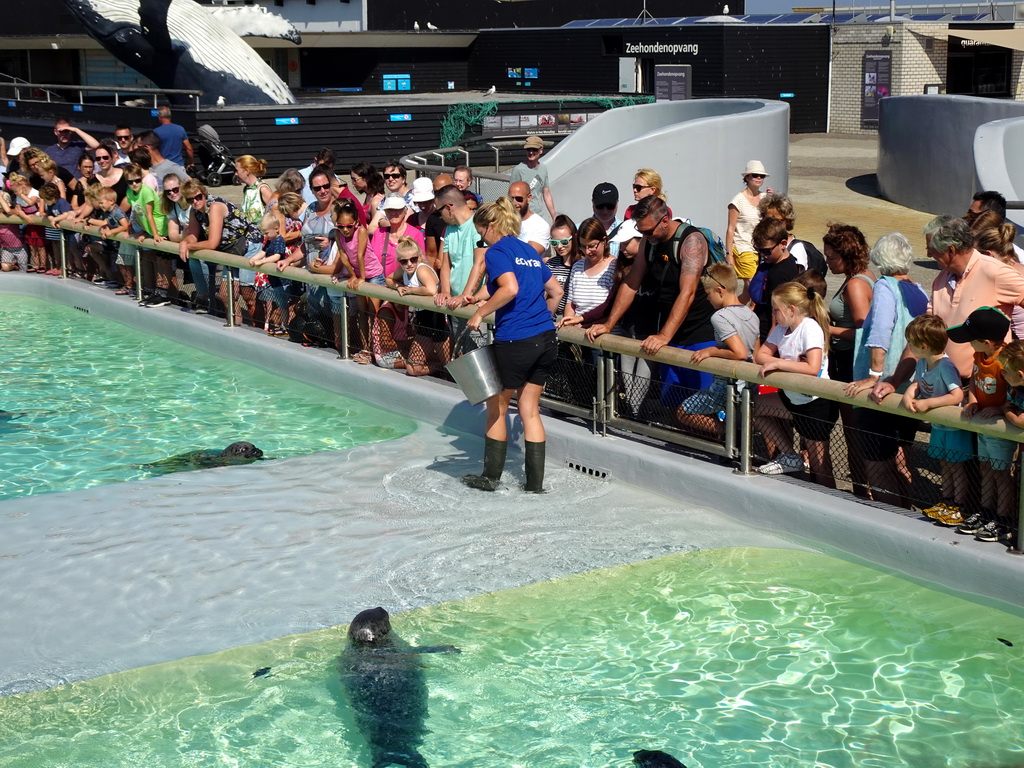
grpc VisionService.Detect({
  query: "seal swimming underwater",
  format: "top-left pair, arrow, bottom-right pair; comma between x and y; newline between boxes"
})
338,607 -> 460,768
633,749 -> 688,768
138,441 -> 264,476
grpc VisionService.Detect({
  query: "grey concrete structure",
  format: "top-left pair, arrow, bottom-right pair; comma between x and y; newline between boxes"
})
543,99 -> 790,236
878,94 -> 1024,216
975,115 -> 1024,232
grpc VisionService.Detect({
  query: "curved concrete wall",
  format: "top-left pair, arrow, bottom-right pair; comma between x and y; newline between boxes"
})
975,115 -> 1024,233
543,99 -> 789,237
879,95 -> 1024,217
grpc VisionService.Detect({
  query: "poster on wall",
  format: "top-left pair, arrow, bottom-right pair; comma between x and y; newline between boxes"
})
861,50 -> 892,127
654,64 -> 691,102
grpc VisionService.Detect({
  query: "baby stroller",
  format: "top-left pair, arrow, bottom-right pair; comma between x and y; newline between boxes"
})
193,124 -> 235,187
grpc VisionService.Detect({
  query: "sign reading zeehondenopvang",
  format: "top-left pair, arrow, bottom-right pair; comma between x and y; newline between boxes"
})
654,65 -> 692,102
625,41 -> 699,56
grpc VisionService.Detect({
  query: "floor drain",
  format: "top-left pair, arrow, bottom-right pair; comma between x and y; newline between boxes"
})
73,306 -> 90,314
565,460 -> 610,480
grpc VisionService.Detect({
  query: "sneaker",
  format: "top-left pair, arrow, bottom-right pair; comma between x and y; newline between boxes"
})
757,453 -> 804,475
920,501 -> 952,520
934,505 -> 964,527
194,305 -> 210,315
955,512 -> 988,535
146,295 -> 170,308
975,521 -> 1013,543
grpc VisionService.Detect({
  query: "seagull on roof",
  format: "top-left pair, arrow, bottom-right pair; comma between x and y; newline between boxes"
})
216,95 -> 226,107
426,21 -> 438,30
413,21 -> 420,31
485,85 -> 496,96
723,4 -> 729,13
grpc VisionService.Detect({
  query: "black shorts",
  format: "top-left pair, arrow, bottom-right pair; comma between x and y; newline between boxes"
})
854,407 -> 919,461
779,390 -> 839,443
493,329 -> 558,390
412,309 -> 448,343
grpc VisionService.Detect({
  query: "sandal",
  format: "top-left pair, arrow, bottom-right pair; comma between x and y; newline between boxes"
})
26,267 -> 38,273
115,288 -> 131,295
353,350 -> 373,365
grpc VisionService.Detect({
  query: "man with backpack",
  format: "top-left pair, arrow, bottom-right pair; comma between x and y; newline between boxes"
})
587,195 -> 718,398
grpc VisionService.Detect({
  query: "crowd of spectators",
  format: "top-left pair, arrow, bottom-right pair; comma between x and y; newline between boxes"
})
3,125 -> 1024,545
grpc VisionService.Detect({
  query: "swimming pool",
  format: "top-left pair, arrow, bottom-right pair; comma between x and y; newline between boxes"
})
2,283 -> 1023,768
2,547 -> 1023,768
0,296 -> 415,499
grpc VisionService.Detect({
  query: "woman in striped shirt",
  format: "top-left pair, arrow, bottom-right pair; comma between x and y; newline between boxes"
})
558,217 -> 620,328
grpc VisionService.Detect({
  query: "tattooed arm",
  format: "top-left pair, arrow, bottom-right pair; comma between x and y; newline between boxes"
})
640,230 -> 707,355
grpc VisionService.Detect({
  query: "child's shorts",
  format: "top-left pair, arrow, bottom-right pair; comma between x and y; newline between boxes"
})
977,433 -> 1016,470
116,241 -> 139,266
779,391 -> 839,442
680,378 -> 729,416
927,424 -> 974,463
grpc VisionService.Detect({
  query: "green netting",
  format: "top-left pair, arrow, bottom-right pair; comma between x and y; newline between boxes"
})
437,95 -> 655,150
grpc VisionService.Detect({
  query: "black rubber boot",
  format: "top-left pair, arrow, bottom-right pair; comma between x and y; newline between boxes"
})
462,437 -> 507,491
524,440 -> 546,493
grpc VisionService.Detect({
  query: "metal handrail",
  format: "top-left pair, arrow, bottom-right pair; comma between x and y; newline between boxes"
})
401,147 -> 511,180
0,82 -> 203,110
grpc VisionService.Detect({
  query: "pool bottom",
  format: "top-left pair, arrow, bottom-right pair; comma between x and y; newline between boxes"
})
2,546 -> 1023,768
0,425 -> 792,698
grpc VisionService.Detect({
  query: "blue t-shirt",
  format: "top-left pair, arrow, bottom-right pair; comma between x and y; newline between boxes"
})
153,122 -> 189,166
913,355 -> 962,402
485,235 -> 553,342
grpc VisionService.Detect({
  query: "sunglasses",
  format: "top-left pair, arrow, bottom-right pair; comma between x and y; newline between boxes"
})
525,148 -> 541,153
632,184 -> 651,192
311,183 -> 331,192
551,237 -> 572,247
116,135 -> 132,141
126,178 -> 142,185
594,203 -> 616,211
398,256 -> 419,265
510,195 -> 526,203
337,222 -> 356,229
186,193 -> 205,203
164,186 -> 180,194
383,173 -> 404,180
94,154 -> 110,160
749,174 -> 766,179
757,243 -> 780,257
702,266 -> 728,290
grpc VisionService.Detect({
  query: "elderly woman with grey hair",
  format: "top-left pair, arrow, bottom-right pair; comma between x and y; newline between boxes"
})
843,232 -> 929,507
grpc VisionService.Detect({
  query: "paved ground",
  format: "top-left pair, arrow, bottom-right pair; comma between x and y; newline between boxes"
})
788,133 -> 939,288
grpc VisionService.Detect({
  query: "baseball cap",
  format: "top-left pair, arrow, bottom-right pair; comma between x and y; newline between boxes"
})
610,220 -> 641,243
381,194 -> 408,211
592,182 -> 619,206
947,306 -> 1010,344
7,137 -> 30,156
523,136 -> 544,150
410,177 -> 434,203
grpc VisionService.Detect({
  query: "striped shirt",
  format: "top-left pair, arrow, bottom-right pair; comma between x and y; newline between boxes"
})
567,257 -> 616,316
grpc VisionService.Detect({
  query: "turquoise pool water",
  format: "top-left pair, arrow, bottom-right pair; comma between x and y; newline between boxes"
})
0,296 -> 416,499
2,547 -> 1022,768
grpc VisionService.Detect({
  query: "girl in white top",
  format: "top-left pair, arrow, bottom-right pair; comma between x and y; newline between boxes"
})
558,217 -> 620,327
726,160 -> 771,287
384,237 -> 444,376
754,280 -> 839,489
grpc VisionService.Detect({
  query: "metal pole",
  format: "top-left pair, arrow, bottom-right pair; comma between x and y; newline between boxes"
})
339,290 -> 349,359
134,248 -> 143,303
735,384 -> 754,475
58,229 -> 67,279
723,379 -> 737,460
1012,450 -> 1024,554
603,350 -> 617,436
594,352 -> 605,436
224,268 -> 236,328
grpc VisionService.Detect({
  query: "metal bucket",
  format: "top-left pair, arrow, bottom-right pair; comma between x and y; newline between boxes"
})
445,345 -> 502,405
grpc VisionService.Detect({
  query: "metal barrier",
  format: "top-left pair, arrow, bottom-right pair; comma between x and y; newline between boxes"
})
401,147 -> 512,204
14,213 -> 1024,553
0,82 -> 202,109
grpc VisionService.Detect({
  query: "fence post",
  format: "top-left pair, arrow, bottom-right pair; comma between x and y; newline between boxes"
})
723,378 -> 737,460
603,350 -> 617,437
134,249 -> 143,303
735,382 -> 755,475
58,230 -> 67,279
593,352 -> 604,436
339,290 -> 349,359
1013,451 -> 1024,554
226,269 -> 237,327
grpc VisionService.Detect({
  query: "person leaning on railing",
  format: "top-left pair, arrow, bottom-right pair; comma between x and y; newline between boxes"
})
842,233 -> 929,509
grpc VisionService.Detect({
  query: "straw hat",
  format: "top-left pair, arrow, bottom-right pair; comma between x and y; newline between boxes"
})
743,160 -> 769,177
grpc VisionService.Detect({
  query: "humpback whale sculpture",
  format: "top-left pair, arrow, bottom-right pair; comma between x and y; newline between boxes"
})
63,0 -> 299,106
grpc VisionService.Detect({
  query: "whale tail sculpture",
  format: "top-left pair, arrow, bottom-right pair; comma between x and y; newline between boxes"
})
63,0 -> 300,106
